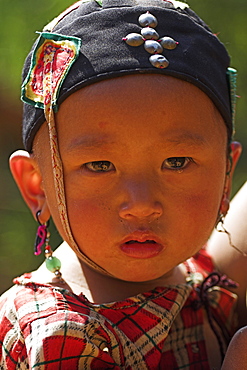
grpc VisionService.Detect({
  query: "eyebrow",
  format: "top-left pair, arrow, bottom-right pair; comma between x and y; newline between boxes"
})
162,131 -> 208,147
66,135 -> 116,152
66,131 -> 208,153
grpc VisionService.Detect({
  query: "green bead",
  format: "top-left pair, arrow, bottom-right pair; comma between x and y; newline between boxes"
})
45,256 -> 61,273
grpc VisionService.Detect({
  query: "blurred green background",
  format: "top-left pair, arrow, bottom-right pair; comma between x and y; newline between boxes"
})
0,0 -> 246,295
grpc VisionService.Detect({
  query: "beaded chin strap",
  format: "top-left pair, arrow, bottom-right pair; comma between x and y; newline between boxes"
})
216,217 -> 247,257
22,31 -> 112,278
43,34 -> 113,277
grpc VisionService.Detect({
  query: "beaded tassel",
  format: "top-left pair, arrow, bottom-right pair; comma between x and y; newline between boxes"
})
44,232 -> 63,280
35,212 -> 63,281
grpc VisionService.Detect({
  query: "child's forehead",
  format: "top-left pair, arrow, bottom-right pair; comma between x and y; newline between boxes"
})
59,73 -> 214,111
58,73 -> 220,112
22,0 -> 234,151
54,74 -> 226,147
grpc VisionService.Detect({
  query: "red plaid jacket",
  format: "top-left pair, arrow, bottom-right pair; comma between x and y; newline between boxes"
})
0,250 -> 237,369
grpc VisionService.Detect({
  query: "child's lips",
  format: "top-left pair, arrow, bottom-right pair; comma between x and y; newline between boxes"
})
119,232 -> 165,259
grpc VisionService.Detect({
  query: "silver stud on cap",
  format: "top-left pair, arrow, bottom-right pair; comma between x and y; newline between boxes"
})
123,33 -> 144,47
141,27 -> 159,40
149,54 -> 169,69
138,12 -> 158,28
160,36 -> 179,50
144,40 -> 163,54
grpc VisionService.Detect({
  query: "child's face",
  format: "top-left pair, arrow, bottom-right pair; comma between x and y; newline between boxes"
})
35,75 -> 229,282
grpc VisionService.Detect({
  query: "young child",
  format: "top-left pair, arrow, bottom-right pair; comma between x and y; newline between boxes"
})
0,0 -> 246,368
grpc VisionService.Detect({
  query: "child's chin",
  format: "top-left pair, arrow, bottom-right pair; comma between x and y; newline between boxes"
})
113,269 -> 166,284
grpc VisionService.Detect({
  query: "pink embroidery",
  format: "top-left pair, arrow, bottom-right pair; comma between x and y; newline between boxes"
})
31,43 -> 75,99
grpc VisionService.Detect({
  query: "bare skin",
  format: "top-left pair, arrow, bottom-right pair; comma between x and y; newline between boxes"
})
221,326 -> 247,369
208,181 -> 247,328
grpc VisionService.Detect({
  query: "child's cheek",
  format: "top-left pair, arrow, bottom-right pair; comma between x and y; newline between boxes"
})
185,193 -> 220,241
66,197 -> 113,237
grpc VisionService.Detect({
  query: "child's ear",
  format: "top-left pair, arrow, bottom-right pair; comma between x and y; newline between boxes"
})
9,150 -> 50,222
220,141 -> 242,215
227,141 -> 242,184
230,140 -> 242,166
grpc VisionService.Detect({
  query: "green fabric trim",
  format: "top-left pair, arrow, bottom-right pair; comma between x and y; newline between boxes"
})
39,31 -> 82,44
227,67 -> 237,136
94,0 -> 102,6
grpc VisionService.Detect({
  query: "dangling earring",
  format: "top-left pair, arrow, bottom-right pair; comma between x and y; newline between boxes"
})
216,214 -> 247,257
35,211 -> 64,281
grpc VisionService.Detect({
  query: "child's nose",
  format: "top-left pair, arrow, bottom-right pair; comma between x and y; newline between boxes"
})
118,179 -> 163,221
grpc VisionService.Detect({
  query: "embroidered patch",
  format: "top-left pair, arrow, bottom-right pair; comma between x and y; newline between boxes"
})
21,32 -> 81,110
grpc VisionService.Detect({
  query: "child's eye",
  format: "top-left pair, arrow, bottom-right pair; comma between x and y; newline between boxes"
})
162,157 -> 193,171
84,161 -> 115,172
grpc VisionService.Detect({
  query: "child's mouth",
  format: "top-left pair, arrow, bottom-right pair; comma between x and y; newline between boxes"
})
120,237 -> 164,259
125,240 -> 155,244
